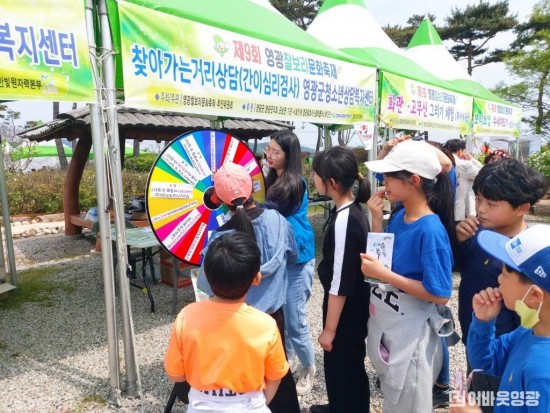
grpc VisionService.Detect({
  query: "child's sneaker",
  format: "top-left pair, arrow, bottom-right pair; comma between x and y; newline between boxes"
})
432,384 -> 450,408
296,365 -> 316,396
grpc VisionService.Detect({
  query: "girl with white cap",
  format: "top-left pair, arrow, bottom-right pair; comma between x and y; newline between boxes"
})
362,139 -> 457,413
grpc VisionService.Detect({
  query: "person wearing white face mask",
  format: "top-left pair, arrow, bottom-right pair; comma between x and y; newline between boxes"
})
450,224 -> 550,413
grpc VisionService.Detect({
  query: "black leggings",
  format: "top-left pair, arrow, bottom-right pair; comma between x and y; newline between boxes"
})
268,307 -> 301,413
322,290 -> 370,413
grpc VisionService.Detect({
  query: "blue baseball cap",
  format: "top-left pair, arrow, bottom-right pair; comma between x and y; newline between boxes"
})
478,225 -> 550,292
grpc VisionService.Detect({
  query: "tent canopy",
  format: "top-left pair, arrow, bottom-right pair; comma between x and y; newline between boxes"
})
307,0 -> 462,92
106,0 -> 372,92
405,18 -> 516,106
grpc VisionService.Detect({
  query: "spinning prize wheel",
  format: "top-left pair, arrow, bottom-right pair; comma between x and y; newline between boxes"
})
146,129 -> 266,266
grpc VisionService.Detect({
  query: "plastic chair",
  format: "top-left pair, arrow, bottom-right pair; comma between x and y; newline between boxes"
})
164,382 -> 189,413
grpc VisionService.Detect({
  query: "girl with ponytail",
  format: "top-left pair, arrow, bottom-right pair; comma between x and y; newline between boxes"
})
196,162 -> 301,413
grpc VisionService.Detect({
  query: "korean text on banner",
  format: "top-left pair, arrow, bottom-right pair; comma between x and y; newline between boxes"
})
380,72 -> 473,135
0,0 -> 94,102
473,97 -> 521,138
118,2 -> 377,125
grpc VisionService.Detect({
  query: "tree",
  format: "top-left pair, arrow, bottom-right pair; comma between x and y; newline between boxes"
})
0,104 -> 23,146
52,102 -> 68,170
439,1 -> 517,74
315,126 -> 322,153
0,105 -> 33,172
133,139 -> 140,157
383,14 -> 438,49
270,0 -> 321,30
337,129 -> 355,147
492,0 -> 550,139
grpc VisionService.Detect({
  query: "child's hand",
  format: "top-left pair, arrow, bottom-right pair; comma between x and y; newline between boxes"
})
367,191 -> 385,222
318,328 -> 335,352
456,216 -> 480,242
449,390 -> 482,412
383,135 -> 409,151
360,252 -> 390,282
472,287 -> 502,322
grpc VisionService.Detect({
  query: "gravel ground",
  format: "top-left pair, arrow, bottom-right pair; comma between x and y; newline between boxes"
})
1,210 -> 548,413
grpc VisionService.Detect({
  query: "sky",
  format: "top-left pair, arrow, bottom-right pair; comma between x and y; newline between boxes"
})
5,0 -> 539,149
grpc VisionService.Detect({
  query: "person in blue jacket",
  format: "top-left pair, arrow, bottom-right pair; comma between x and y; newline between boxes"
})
263,130 -> 317,396
450,225 -> 550,413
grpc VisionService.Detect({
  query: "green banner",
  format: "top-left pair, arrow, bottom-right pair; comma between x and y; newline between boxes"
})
118,2 -> 376,125
380,72 -> 473,135
473,97 -> 521,137
0,0 -> 94,102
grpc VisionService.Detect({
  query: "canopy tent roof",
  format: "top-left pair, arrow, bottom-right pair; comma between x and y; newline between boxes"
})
306,0 -> 462,91
107,0 -> 370,92
18,104 -> 293,143
405,18 -> 514,105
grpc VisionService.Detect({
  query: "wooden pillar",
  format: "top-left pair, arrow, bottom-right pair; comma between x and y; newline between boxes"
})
64,134 -> 92,235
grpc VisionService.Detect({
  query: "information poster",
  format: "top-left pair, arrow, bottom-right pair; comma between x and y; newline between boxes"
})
118,1 -> 377,125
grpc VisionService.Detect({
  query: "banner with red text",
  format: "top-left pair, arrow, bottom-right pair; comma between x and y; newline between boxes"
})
380,72 -> 472,135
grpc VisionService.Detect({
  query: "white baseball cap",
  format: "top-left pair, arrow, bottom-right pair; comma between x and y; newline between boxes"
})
478,225 -> 550,292
365,140 -> 442,179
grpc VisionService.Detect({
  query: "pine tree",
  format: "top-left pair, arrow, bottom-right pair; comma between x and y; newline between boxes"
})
493,0 -> 550,139
270,0 -> 321,30
439,0 -> 517,75
383,14 -> 438,49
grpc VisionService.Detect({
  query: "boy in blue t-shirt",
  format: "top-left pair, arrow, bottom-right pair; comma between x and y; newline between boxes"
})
454,159 -> 547,412
450,225 -> 550,412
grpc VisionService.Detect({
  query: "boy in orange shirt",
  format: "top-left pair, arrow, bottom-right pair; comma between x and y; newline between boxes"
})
164,232 -> 288,412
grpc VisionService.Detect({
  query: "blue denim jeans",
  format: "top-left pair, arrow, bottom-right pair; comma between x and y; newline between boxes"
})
436,337 -> 450,386
283,259 -> 315,368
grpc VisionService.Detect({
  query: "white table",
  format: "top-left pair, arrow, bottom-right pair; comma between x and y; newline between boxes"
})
112,226 -> 160,312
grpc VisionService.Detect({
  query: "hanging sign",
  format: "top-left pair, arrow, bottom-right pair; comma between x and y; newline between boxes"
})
0,0 -> 94,102
118,1 -> 376,125
380,72 -> 472,134
473,97 -> 521,137
353,122 -> 375,150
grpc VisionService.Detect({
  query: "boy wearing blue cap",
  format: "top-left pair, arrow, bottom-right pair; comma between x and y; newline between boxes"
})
451,224 -> 550,412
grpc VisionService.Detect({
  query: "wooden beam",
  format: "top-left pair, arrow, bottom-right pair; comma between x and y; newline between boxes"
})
64,134 -> 92,235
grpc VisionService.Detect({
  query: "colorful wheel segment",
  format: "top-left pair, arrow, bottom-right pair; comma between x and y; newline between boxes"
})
146,129 -> 265,266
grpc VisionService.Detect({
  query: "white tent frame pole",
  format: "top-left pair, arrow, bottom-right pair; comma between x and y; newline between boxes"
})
98,0 -> 141,397
85,0 -> 122,406
369,70 -> 380,195
366,69 -> 381,228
